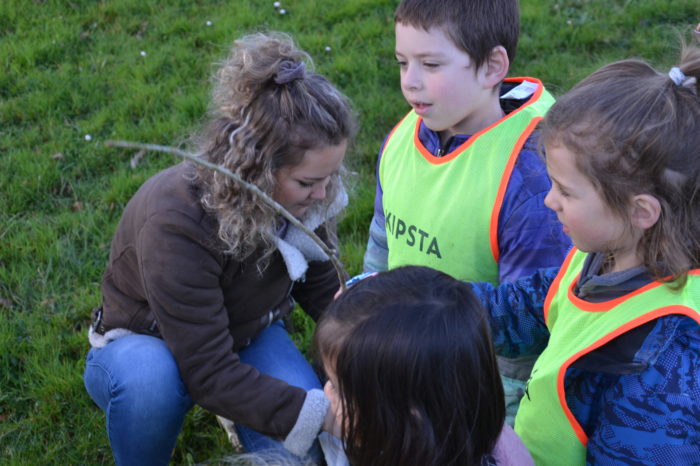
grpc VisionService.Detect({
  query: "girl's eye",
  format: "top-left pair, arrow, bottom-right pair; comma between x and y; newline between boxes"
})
557,185 -> 570,198
396,60 -> 407,68
298,180 -> 313,188
424,62 -> 439,68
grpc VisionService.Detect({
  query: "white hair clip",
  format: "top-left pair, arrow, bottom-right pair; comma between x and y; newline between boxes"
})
668,67 -> 686,86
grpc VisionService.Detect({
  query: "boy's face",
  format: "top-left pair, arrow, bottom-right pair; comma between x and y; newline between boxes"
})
395,23 -> 498,138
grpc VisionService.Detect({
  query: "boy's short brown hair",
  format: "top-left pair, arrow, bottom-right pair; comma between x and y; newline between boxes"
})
395,0 -> 519,71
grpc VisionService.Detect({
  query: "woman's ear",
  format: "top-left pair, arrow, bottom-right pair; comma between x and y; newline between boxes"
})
630,194 -> 661,230
479,45 -> 509,89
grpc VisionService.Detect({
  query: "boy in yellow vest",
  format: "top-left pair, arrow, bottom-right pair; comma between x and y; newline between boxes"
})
363,0 -> 571,423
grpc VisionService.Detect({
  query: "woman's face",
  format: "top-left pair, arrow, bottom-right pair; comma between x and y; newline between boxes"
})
273,140 -> 347,218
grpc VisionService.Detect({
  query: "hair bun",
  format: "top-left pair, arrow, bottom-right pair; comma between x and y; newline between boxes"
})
273,60 -> 306,84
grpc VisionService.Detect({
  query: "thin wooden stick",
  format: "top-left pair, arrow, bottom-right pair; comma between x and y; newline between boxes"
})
106,140 -> 347,291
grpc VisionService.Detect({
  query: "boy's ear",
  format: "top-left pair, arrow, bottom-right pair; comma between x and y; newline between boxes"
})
479,46 -> 509,88
630,194 -> 661,230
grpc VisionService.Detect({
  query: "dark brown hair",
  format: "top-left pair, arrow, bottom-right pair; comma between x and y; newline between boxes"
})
314,266 -> 505,466
394,0 -> 519,70
541,39 -> 700,285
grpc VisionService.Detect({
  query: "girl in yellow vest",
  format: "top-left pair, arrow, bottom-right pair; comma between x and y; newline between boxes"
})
468,40 -> 700,464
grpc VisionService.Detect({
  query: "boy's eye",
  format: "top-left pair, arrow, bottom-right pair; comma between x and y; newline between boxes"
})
396,59 -> 407,67
423,62 -> 439,68
297,180 -> 314,188
557,185 -> 570,198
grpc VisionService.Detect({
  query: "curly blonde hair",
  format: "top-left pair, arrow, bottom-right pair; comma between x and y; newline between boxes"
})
191,32 -> 356,263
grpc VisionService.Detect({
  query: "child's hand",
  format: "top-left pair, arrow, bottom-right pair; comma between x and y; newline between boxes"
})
322,379 -> 344,438
322,403 -> 342,438
334,272 -> 377,299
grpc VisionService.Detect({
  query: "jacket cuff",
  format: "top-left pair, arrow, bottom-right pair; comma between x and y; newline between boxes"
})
283,388 -> 329,457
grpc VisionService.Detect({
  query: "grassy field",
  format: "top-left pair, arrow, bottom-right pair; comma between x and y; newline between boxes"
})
1,0 -> 697,463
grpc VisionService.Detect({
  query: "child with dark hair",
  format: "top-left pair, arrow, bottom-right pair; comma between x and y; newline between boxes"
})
469,39 -> 700,464
363,0 -> 572,423
83,32 -> 355,465
315,266 -> 534,466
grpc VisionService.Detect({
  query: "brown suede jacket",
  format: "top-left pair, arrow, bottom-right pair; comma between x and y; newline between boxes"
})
97,162 -> 340,439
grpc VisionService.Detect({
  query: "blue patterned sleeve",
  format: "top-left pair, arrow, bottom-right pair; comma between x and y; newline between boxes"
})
497,139 -> 572,283
584,315 -> 700,465
469,267 -> 558,359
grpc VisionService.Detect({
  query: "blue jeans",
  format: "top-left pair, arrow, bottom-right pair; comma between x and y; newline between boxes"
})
84,321 -> 322,465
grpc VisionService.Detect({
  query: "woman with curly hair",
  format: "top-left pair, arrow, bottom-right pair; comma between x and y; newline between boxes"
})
83,31 -> 356,465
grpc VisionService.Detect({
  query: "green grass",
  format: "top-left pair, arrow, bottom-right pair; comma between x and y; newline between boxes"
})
1,0 -> 697,463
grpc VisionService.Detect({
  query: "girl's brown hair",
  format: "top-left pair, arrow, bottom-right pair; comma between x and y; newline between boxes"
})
314,266 -> 505,466
541,37 -> 700,285
191,32 -> 356,263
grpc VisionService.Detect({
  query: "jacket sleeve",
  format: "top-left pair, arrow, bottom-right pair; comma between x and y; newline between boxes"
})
584,315 -> 700,464
497,139 -> 572,283
363,143 -> 389,273
136,209 -> 307,440
469,267 -> 558,359
363,211 -> 388,274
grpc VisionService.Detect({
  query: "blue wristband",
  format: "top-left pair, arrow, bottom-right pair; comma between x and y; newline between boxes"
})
345,271 -> 376,288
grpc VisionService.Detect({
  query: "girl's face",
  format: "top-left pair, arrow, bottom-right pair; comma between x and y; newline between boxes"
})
273,140 -> 347,218
544,141 -> 641,271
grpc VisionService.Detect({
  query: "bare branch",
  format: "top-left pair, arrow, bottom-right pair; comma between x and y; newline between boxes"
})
106,139 -> 347,292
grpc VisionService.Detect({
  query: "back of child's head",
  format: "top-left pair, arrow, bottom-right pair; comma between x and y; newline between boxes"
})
314,266 -> 505,466
191,31 -> 355,261
541,39 -> 700,284
394,0 -> 519,70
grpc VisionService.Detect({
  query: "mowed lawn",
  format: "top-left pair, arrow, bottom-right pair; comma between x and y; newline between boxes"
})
1,0 -> 698,463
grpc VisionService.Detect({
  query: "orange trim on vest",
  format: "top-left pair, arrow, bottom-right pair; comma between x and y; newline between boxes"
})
567,269 -> 700,313
543,247 -> 578,323
410,77 -> 546,165
489,117 -> 543,263
557,305 -> 700,446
